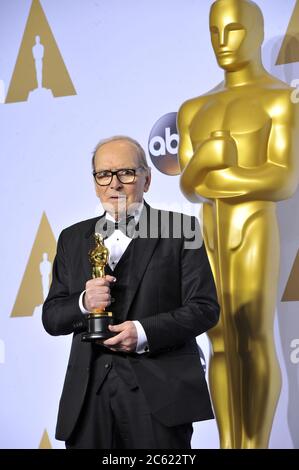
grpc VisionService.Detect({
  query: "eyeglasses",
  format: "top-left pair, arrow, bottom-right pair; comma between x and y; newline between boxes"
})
93,167 -> 144,186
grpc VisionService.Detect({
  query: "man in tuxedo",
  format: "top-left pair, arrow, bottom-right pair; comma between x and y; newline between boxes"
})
42,135 -> 219,449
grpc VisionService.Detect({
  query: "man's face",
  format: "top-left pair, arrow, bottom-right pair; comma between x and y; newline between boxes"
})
209,1 -> 259,71
93,140 -> 151,218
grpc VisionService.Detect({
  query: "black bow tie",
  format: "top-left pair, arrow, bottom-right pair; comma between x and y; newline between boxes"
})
103,215 -> 136,238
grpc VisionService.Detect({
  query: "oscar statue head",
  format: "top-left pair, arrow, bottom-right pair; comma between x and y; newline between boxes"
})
209,0 -> 264,71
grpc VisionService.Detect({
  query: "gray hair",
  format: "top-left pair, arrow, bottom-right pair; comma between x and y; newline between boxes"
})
92,135 -> 149,171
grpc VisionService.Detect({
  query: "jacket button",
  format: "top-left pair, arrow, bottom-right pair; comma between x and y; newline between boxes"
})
104,363 -> 110,369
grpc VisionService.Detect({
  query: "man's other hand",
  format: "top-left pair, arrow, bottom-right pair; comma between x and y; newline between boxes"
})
103,321 -> 138,353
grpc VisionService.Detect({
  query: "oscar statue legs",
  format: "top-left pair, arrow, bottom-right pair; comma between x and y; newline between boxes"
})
205,202 -> 282,448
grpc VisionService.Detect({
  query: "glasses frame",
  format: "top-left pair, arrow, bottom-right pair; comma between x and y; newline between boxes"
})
93,166 -> 144,186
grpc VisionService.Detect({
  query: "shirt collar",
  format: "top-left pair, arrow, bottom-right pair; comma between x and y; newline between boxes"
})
105,201 -> 144,224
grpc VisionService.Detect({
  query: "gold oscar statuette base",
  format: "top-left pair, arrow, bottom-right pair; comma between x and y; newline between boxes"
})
81,311 -> 114,341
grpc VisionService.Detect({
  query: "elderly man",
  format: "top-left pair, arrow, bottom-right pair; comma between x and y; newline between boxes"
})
42,135 -> 219,449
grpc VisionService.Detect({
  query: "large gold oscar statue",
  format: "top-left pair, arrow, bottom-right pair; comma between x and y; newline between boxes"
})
178,0 -> 299,448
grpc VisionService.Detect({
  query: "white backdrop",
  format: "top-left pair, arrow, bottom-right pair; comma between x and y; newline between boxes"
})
0,0 -> 298,449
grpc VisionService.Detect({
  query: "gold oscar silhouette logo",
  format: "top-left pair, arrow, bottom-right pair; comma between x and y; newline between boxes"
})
10,212 -> 56,317
5,0 -> 76,103
276,0 -> 299,65
39,429 -> 52,449
282,249 -> 299,301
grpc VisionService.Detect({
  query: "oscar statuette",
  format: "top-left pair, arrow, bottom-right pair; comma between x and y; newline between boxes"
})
81,233 -> 114,341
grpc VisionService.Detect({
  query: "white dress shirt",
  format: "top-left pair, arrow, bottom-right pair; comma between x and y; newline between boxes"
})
79,202 -> 149,354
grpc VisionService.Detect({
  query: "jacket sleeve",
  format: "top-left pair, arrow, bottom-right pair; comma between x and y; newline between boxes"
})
140,226 -> 220,355
42,230 -> 87,336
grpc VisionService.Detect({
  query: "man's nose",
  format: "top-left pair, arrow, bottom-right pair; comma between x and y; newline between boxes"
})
109,174 -> 122,189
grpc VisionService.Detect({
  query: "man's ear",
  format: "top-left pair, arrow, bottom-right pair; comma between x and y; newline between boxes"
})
144,168 -> 151,193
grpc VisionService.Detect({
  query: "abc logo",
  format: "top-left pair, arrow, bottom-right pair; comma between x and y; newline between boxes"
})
148,112 -> 180,176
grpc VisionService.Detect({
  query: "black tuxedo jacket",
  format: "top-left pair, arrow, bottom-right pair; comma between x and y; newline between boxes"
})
42,203 -> 220,441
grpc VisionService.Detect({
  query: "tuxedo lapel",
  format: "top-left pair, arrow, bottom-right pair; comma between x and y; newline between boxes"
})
121,204 -> 160,320
121,237 -> 159,321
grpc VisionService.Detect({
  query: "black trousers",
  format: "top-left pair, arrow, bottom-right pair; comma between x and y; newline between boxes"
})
66,353 -> 193,449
